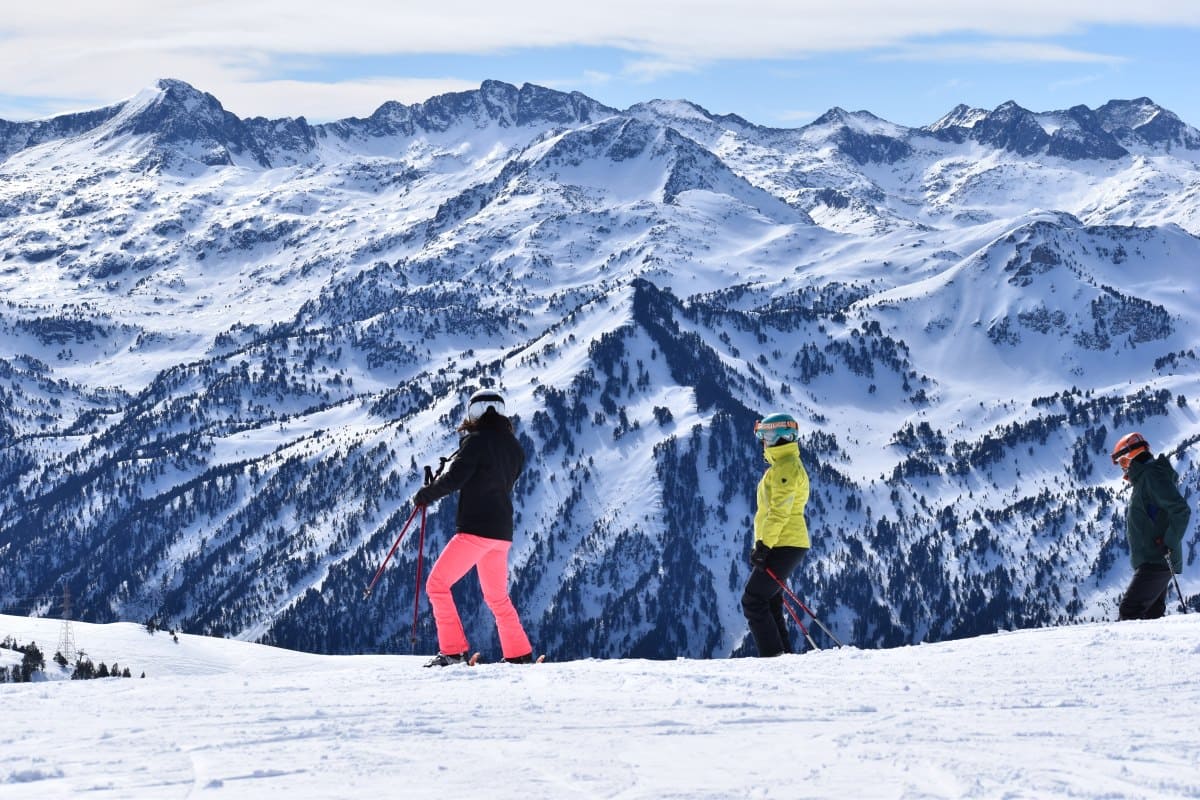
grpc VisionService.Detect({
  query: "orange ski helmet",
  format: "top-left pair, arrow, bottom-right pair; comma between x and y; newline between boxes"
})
1111,432 -> 1150,473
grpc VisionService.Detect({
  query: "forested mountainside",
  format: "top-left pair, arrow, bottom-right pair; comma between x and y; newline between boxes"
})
1,79 -> 1197,657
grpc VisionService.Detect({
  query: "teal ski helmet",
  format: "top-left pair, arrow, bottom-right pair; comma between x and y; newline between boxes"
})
754,412 -> 799,446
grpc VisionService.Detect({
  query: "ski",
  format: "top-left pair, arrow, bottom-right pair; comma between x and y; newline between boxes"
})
425,652 -> 545,667
423,652 -> 476,668
467,653 -> 546,665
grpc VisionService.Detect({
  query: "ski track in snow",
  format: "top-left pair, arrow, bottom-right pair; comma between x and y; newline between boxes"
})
2,614 -> 1198,799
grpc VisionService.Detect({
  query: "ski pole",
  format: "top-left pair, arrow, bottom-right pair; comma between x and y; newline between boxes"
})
1165,551 -> 1187,613
363,504 -> 423,599
778,592 -> 819,652
764,567 -> 846,647
411,504 -> 428,650
408,460 -> 443,648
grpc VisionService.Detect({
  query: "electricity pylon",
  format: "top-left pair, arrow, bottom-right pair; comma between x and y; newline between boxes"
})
56,586 -> 77,664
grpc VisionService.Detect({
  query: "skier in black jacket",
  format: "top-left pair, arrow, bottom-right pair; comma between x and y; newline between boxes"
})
1111,432 -> 1191,620
414,389 -> 534,666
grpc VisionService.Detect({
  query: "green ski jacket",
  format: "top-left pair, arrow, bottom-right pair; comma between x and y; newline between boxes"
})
1125,454 -> 1191,573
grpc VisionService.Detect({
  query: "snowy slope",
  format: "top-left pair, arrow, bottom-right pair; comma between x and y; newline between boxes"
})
2,613 -> 1198,799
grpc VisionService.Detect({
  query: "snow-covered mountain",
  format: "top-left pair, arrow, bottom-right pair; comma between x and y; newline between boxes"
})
1,79 -> 1198,659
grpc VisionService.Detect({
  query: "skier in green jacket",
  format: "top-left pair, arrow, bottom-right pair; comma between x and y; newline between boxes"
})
1111,432 -> 1191,620
741,412 -> 810,656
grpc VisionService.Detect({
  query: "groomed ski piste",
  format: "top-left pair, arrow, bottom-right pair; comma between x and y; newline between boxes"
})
2,613 -> 1198,798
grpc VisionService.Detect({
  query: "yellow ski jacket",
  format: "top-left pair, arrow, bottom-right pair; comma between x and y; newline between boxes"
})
754,440 -> 810,548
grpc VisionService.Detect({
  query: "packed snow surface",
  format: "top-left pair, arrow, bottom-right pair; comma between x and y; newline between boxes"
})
2,613 -> 1198,799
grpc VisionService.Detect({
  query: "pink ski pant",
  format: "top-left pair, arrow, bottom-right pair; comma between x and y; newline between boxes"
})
425,533 -> 532,659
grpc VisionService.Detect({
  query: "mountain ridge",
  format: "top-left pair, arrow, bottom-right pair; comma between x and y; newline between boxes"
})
5,78 -> 1199,169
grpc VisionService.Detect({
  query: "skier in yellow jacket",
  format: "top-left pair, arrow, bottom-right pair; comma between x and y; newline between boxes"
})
742,412 -> 811,656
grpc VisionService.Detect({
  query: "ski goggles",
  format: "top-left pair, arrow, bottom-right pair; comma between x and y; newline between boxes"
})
467,391 -> 505,422
1111,435 -> 1148,467
753,419 -> 799,441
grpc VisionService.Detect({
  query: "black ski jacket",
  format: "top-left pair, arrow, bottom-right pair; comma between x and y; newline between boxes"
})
417,424 -> 525,541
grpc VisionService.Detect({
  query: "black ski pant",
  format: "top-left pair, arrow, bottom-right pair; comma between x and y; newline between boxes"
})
741,546 -> 808,657
1118,562 -> 1174,620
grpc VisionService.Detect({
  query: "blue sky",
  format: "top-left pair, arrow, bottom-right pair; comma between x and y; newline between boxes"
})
2,3 -> 1199,128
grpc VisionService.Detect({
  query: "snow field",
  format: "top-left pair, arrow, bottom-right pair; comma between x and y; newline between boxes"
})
2,613 -> 1198,799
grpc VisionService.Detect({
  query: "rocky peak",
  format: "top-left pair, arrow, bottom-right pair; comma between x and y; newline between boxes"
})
1095,97 -> 1165,133
1095,97 -> 1200,150
810,107 -> 851,128
805,107 -> 912,165
103,78 -> 269,168
969,101 -> 1050,156
393,80 -> 616,134
1043,105 -> 1129,160
514,82 -> 614,126
927,104 -> 989,133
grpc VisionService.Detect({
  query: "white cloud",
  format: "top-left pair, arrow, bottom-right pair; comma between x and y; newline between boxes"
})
1,1 -> 1197,119
881,41 -> 1129,64
622,58 -> 702,83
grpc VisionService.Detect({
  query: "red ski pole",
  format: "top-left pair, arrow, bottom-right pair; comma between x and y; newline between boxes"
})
411,504 -> 428,650
764,567 -> 845,647
777,592 -> 819,651
363,504 -> 423,599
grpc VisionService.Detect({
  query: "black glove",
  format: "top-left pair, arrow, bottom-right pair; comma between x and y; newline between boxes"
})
750,541 -> 771,568
413,486 -> 435,507
1154,537 -> 1170,556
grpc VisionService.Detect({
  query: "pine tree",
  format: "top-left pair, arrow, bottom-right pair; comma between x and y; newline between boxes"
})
20,642 -> 45,682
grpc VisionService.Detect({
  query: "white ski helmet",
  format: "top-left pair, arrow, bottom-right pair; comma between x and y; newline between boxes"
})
467,389 -> 506,422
